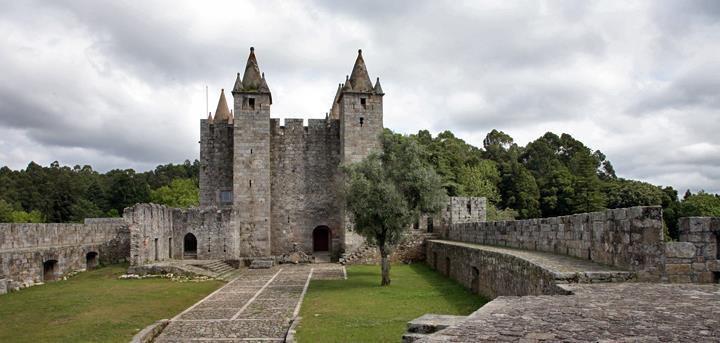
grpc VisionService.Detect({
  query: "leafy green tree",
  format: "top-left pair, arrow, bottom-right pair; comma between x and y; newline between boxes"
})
568,152 -> 606,213
344,132 -> 447,286
0,199 -> 13,222
499,161 -> 541,218
457,161 -> 501,203
10,209 -> 44,223
150,178 -> 200,208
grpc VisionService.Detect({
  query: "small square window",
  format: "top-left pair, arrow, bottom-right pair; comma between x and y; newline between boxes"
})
219,191 -> 232,204
248,98 -> 255,110
360,98 -> 367,107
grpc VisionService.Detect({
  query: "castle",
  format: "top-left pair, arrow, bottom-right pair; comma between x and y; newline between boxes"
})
197,47 -> 385,258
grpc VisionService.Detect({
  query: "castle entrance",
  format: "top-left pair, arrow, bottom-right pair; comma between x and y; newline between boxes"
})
313,226 -> 330,252
184,233 -> 198,259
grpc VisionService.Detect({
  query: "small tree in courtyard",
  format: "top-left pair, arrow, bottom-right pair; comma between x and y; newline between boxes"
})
343,131 -> 447,286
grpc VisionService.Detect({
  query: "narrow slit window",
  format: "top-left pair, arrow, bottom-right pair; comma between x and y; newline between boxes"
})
249,180 -> 252,188
467,202 -> 472,214
359,117 -> 364,127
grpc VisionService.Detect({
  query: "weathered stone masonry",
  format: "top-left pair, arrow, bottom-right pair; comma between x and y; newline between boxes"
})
0,218 -> 129,291
427,206 -> 720,301
196,48 -> 385,260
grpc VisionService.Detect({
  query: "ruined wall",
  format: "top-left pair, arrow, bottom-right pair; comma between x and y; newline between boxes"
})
0,218 -> 129,291
199,120 -> 235,208
126,203 -> 236,264
270,118 -> 342,256
426,240 -> 569,298
663,217 -> 720,283
446,206 -> 665,279
172,207 -> 235,260
126,204 -> 173,266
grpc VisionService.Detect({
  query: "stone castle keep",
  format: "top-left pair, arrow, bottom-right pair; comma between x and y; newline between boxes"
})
198,47 -> 384,258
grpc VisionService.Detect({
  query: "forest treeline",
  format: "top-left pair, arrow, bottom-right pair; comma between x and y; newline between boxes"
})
1,129 -> 718,239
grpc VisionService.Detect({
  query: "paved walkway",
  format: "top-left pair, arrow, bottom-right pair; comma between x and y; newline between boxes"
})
419,282 -> 720,342
155,264 -> 344,342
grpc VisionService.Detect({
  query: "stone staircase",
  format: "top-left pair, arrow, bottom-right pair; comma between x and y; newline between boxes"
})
188,260 -> 240,281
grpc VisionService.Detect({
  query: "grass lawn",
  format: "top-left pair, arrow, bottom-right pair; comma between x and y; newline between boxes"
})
0,264 -> 223,343
296,263 -> 487,342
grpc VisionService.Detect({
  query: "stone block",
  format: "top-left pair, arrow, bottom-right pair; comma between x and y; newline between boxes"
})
0,279 -> 6,295
697,272 -> 716,284
665,263 -> 691,274
707,260 -> 720,272
249,259 -> 273,269
692,262 -> 708,272
665,242 -> 697,258
406,314 -> 467,334
668,274 -> 692,283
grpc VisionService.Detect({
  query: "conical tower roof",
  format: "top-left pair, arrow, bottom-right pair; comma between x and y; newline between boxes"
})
348,49 -> 373,92
241,47 -> 263,90
232,73 -> 243,93
374,77 -> 384,95
342,76 -> 353,92
214,89 -> 231,123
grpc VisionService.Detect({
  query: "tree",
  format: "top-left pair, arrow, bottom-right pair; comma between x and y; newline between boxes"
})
150,178 -> 200,208
499,161 -> 541,219
344,131 -> 447,286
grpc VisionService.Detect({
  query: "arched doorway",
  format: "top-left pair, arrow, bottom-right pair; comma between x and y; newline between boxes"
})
471,266 -> 480,294
313,226 -> 330,252
43,260 -> 58,282
86,252 -> 99,270
184,233 -> 198,259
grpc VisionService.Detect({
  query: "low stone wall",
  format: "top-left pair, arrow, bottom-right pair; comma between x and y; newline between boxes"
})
342,232 -> 432,265
663,217 -> 719,283
446,206 -> 665,280
426,240 -> 571,298
0,218 -> 129,291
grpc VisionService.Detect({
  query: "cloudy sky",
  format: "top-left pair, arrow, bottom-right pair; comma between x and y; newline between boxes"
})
0,1 -> 718,193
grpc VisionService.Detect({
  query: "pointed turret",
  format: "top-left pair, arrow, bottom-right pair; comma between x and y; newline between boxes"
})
374,77 -> 384,95
342,76 -> 353,92
329,83 -> 343,119
207,112 -> 214,124
214,89 -> 231,123
232,73 -> 243,93
348,49 -> 373,92
241,47 -> 263,90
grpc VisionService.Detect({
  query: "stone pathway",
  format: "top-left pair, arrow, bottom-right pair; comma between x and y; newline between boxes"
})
419,282 -> 720,342
155,264 -> 345,342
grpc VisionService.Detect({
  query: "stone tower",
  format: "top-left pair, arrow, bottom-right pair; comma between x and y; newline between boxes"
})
338,49 -> 384,164
199,89 -> 234,208
337,50 -> 385,251
232,47 -> 273,257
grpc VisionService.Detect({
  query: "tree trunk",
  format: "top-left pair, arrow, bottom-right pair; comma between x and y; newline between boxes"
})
379,245 -> 391,286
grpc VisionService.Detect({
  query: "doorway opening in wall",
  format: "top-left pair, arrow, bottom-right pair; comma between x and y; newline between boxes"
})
313,226 -> 330,252
154,238 -> 159,261
86,252 -> 98,270
716,233 -> 720,259
184,233 -> 198,259
471,266 -> 480,294
168,238 -> 172,259
445,257 -> 451,276
43,260 -> 58,282
427,217 -> 434,233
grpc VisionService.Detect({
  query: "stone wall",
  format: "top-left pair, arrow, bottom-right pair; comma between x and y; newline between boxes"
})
663,217 -> 720,283
0,218 -> 129,291
426,240 -> 570,298
270,118 -> 342,256
446,206 -> 665,280
126,203 -> 236,265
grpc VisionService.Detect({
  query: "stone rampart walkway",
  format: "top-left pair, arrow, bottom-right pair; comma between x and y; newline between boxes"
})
155,264 -> 345,342
433,240 -> 634,282
419,282 -> 720,342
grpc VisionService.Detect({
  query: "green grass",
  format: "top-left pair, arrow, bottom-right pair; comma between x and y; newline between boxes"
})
296,264 -> 487,342
0,264 -> 223,343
